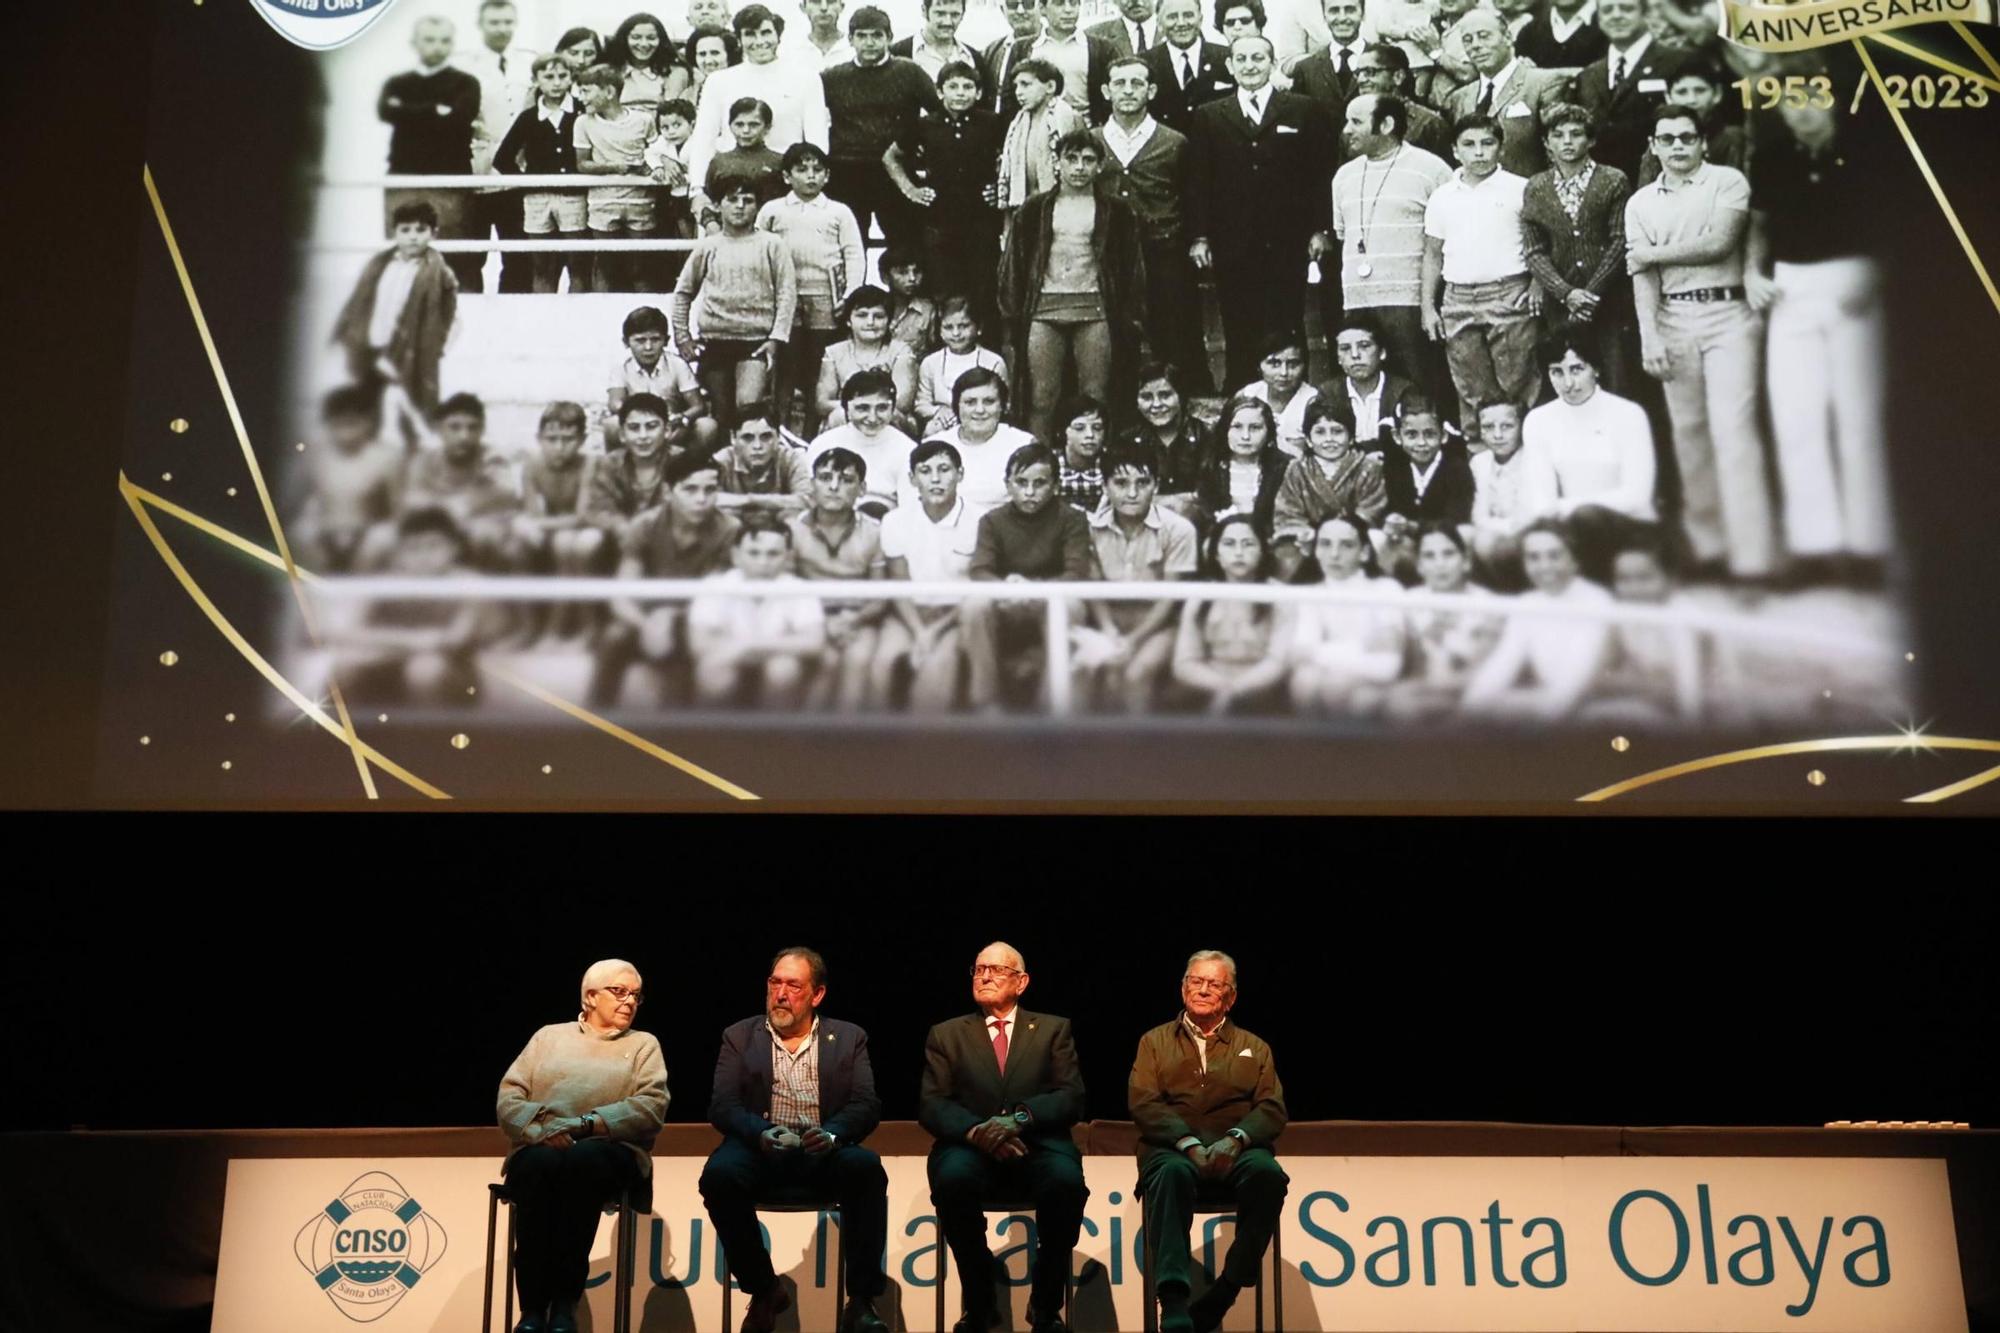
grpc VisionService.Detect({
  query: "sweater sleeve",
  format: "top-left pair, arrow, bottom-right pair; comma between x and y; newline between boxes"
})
768,234 -> 798,342
592,1033 -> 670,1145
496,1027 -> 552,1147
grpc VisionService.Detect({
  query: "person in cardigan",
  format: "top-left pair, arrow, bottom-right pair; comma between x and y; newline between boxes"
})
332,200 -> 459,420
1193,394 -> 1290,536
700,946 -> 890,1333
920,942 -> 1088,1333
497,959 -> 668,1333
1129,950 -> 1288,1333
1092,56 -> 1212,396
1520,103 -> 1639,396
1270,393 -> 1387,541
997,131 -> 1150,450
493,55 -> 586,295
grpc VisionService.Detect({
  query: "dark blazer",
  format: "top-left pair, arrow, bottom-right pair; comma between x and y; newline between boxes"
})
1184,90 -> 1335,258
1521,162 -> 1633,316
919,1010 -> 1086,1155
1086,14 -> 1156,58
1382,446 -> 1476,524
708,1015 -> 882,1146
1289,40 -> 1374,122
1142,40 -> 1236,134
1513,13 -> 1609,75
1090,120 -> 1191,242
995,31 -> 1117,124
1438,56 -> 1574,178
1577,42 -> 1682,182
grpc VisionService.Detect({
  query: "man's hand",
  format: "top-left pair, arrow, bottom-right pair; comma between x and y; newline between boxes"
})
1641,340 -> 1673,381
761,1126 -> 801,1157
1745,271 -> 1780,312
1564,288 -> 1601,318
971,1115 -> 1023,1156
1307,231 -> 1333,262
801,1126 -> 837,1155
1183,1143 -> 1212,1173
1189,239 -> 1214,270
676,338 -> 701,364
1421,304 -> 1444,341
903,182 -> 938,206
755,340 -> 783,368
1205,1134 -> 1242,1179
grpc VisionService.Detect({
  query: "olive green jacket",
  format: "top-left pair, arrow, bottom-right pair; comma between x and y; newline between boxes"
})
1128,1014 -> 1287,1168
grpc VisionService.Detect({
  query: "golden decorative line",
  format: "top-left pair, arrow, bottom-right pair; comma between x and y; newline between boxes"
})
120,475 -> 450,799
1854,40 -> 2000,320
485,669 -> 762,801
143,165 -> 379,800
125,482 -> 758,801
1952,19 -> 2000,78
1866,30 -> 2000,89
1577,735 -> 2000,802
1904,761 -> 2000,803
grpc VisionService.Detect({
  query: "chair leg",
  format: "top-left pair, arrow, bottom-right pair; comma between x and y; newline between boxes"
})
833,1208 -> 846,1315
721,1248 -> 732,1333
1271,1219 -> 1283,1333
1141,1225 -> 1156,1333
614,1197 -> 634,1333
935,1212 -> 947,1333
483,1191 -> 499,1333
504,1204 -> 517,1333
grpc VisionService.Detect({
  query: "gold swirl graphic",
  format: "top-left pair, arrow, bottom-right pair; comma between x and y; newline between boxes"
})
1577,735 -> 2000,802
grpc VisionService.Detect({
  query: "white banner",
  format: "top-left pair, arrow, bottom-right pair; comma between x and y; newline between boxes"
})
214,1154 -> 1968,1331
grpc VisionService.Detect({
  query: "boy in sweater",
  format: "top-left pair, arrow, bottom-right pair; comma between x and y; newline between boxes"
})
672,176 -> 799,427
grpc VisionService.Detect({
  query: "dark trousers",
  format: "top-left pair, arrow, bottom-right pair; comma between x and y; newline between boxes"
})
929,1141 -> 1089,1319
1364,303 -> 1446,415
504,1140 -> 643,1311
1214,246 -> 1309,389
924,202 -> 1004,335
1144,231 -> 1213,395
829,159 -> 913,258
698,1135 -> 890,1301
1137,1148 -> 1288,1297
469,187 -> 532,293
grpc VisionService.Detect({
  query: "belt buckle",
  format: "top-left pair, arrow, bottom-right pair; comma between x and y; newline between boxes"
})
1696,289 -> 1713,303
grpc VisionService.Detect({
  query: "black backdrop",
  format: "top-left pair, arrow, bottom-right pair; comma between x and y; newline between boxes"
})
5,877 -> 1994,1134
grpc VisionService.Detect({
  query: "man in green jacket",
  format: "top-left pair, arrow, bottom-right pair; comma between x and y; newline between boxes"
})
1127,949 -> 1288,1333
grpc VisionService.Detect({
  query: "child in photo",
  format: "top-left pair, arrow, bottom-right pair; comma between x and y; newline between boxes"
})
814,286 -> 920,431
331,200 -> 458,418
554,26 -> 604,75
1386,521 -> 1502,719
995,59 -> 1082,209
1078,449 -> 1199,712
696,98 -> 788,228
513,401 -> 604,640
606,304 -> 720,455
295,385 -> 403,575
492,54 -> 588,294
1288,512 -> 1408,717
1379,394 -> 1475,581
789,447 -> 889,711
1271,395 -> 1388,543
673,175 -> 798,426
688,516 -> 827,707
962,443 -> 1097,710
646,97 -> 701,287
913,296 -> 1008,436
882,242 -> 942,355
1054,395 -> 1109,515
607,11 -> 692,119
757,142 -> 865,436
582,392 -> 685,548
875,440 -> 980,712
1236,332 -> 1319,457
714,404 -> 814,514
806,370 -> 919,518
575,63 -> 660,291
1195,394 -> 1291,538
330,506 -> 483,705
1466,397 -> 1552,590
398,391 -> 523,572
1170,514 -> 1296,716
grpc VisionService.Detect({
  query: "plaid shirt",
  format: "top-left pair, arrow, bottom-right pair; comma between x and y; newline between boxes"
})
1057,457 -> 1104,514
1554,161 -> 1596,223
767,1018 -> 821,1129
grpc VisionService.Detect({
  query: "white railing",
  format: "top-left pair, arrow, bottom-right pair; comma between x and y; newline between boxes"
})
306,575 -> 1899,718
316,174 -> 706,252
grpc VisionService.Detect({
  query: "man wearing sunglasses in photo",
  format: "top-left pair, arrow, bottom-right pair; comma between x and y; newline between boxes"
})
700,947 -> 891,1333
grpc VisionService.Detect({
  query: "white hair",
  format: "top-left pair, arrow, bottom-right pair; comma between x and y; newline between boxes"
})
580,958 -> 641,1013
983,940 -> 1028,972
1186,949 -> 1237,986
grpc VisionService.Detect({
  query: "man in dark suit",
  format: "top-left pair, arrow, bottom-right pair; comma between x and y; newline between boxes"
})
1348,46 -> 1452,160
984,0 -> 1046,108
1515,0 -> 1611,73
1437,11 -> 1574,178
1129,950 -> 1287,1333
920,942 -> 1087,1333
994,0 -> 1118,123
1288,0 -> 1372,125
1575,0 -> 1678,180
700,948 -> 890,1333
1087,0 -> 1160,56
1185,34 -> 1336,387
1142,0 -> 1235,133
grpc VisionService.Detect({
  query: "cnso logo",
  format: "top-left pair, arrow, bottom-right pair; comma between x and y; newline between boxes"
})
249,0 -> 402,51
294,1171 -> 448,1322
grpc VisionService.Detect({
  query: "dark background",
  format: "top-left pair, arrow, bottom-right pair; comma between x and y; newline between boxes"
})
4,881 -> 1994,1133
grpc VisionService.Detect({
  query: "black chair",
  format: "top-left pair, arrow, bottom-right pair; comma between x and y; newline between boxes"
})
1138,1197 -> 1283,1333
930,1195 -> 1075,1332
717,1194 -> 846,1333
482,1179 -> 647,1333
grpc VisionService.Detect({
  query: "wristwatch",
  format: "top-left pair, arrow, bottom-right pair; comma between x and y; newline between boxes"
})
1225,1128 -> 1248,1146
1013,1109 -> 1032,1128
579,1113 -> 599,1139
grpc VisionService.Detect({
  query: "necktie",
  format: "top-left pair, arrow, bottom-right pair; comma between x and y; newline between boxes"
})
991,1018 -> 1009,1074
1612,51 -> 1627,86
1133,20 -> 1147,50
499,53 -> 508,75
1248,92 -> 1263,121
1183,51 -> 1196,88
1337,45 -> 1351,77
1475,79 -> 1494,115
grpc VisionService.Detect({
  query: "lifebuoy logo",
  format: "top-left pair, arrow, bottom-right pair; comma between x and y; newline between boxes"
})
250,0 -> 404,51
294,1171 -> 448,1322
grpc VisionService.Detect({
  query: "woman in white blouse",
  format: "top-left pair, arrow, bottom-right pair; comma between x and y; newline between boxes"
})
1289,512 -> 1408,715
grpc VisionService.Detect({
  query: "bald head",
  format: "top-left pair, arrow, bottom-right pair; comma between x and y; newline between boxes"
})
412,15 -> 456,64
971,940 -> 1031,1015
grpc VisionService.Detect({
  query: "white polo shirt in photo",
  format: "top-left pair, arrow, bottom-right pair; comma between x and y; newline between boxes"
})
880,495 -> 980,604
1424,168 -> 1531,284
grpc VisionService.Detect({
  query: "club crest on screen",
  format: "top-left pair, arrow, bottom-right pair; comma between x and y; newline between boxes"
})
293,1171 -> 447,1321
250,0 -> 403,51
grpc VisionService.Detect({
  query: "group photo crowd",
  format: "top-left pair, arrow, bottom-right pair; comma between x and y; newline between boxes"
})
286,0 -> 1904,724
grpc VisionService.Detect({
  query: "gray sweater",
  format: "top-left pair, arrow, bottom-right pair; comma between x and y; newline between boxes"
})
497,1021 -> 670,1173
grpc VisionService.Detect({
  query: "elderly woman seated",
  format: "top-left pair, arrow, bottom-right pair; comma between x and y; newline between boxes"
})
497,959 -> 668,1333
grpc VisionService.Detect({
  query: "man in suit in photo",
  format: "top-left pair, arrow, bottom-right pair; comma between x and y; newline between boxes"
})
1129,950 -> 1288,1333
1088,0 -> 1161,57
994,0 -> 1118,122
920,942 -> 1088,1333
1186,33 -> 1336,387
1438,10 -> 1574,178
1348,45 -> 1453,158
1575,0 -> 1678,180
700,947 -> 890,1333
1143,0 -> 1236,133
1289,0 -> 1373,125
1515,0 -> 1611,74
985,0 -> 1046,108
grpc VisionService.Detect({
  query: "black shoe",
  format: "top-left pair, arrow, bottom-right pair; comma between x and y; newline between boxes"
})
512,1313 -> 548,1333
951,1309 -> 996,1333
548,1301 -> 580,1333
741,1283 -> 793,1333
842,1296 -> 890,1333
1027,1307 -> 1070,1333
1189,1278 -> 1241,1333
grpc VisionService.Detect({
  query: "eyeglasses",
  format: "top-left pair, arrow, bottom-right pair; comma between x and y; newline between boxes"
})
971,964 -> 1024,980
767,976 -> 811,995
597,985 -> 644,1004
1183,976 -> 1234,995
1652,131 -> 1702,146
